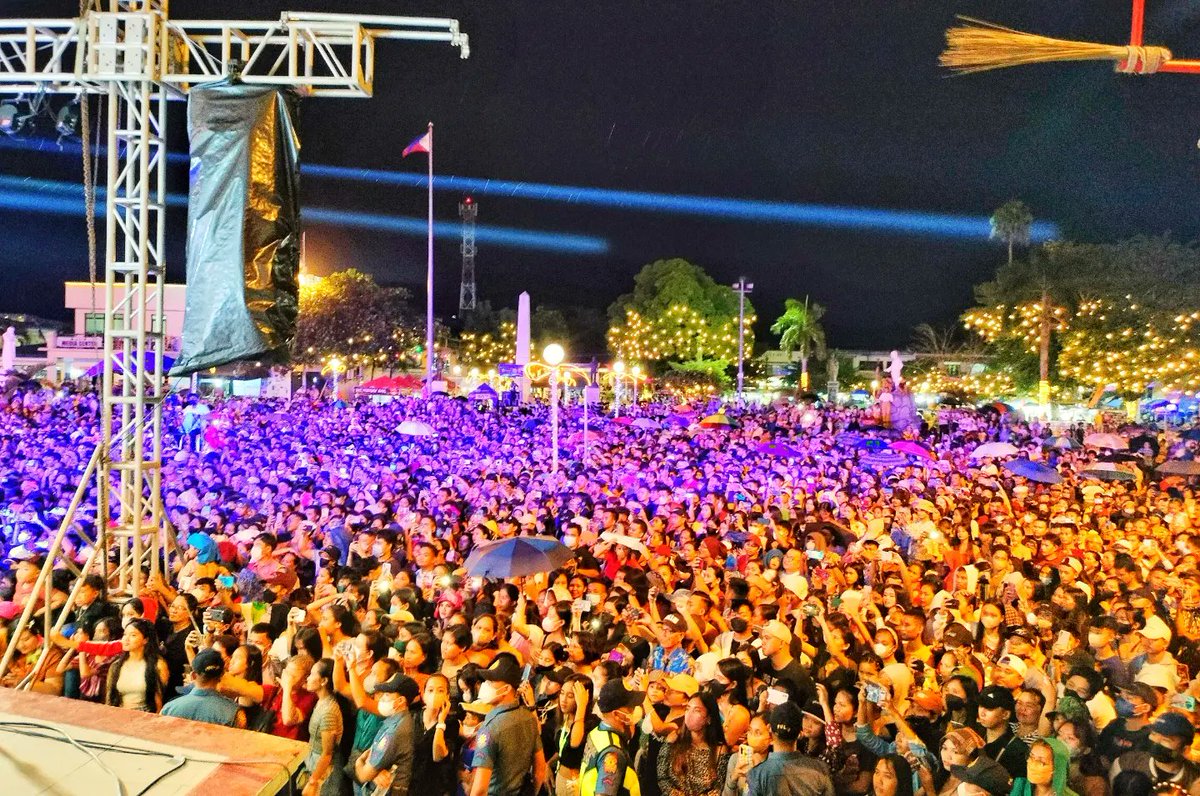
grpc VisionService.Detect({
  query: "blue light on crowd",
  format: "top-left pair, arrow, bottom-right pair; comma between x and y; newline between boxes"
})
0,175 -> 609,255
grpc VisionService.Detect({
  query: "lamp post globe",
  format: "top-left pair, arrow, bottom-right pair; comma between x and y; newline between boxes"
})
543,343 -> 565,366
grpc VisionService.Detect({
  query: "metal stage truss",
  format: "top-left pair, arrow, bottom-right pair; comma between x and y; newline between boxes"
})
0,0 -> 468,685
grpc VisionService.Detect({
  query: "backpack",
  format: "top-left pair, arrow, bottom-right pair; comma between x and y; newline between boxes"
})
581,730 -> 635,796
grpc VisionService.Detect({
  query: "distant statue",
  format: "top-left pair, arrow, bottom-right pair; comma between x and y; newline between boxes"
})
826,355 -> 839,384
1,326 -> 15,374
888,350 -> 904,388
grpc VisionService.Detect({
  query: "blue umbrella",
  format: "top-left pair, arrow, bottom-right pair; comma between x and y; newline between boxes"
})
856,438 -> 889,451
1002,459 -> 1062,485
463,535 -> 574,578
861,452 -> 909,470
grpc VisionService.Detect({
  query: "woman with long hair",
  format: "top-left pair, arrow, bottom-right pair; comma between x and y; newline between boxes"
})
401,631 -> 438,692
872,753 -> 915,796
302,658 -> 348,796
710,657 -> 752,748
411,673 -> 460,796
105,618 -> 168,712
656,692 -> 730,796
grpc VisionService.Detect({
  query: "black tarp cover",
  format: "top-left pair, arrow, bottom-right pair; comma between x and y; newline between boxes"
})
171,80 -> 300,375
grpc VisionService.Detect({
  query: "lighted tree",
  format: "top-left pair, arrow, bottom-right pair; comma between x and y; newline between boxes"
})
293,269 -> 420,370
964,236 -> 1200,398
607,259 -> 754,364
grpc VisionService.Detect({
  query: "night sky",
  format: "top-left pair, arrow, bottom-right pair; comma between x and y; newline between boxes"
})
4,0 -> 1200,351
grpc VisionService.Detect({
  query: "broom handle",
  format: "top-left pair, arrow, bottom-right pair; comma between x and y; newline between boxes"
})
1130,0 -> 1145,47
1159,60 -> 1200,73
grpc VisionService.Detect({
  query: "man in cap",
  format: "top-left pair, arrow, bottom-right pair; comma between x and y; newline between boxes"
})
470,652 -> 547,796
161,649 -> 239,727
950,756 -> 1012,796
648,613 -> 693,675
756,620 -> 815,707
976,685 -> 1028,780
1132,614 -> 1179,692
353,674 -> 419,796
1110,711 -> 1200,793
579,680 -> 643,796
1097,682 -> 1158,762
747,701 -> 834,796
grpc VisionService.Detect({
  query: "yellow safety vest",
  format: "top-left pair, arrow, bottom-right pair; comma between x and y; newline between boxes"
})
579,727 -> 640,796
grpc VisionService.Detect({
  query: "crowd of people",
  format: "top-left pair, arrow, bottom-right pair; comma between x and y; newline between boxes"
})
1,382 -> 1200,796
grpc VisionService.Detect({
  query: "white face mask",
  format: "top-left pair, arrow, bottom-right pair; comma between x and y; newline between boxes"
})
586,593 -> 602,607
372,542 -> 385,557
562,535 -> 577,548
542,615 -> 562,633
377,697 -> 397,717
477,680 -> 499,705
873,643 -> 890,658
250,547 -> 263,563
981,615 -> 1001,629
363,675 -> 377,694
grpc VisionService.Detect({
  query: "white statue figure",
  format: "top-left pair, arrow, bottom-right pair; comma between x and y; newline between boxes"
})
1,326 -> 15,374
889,350 -> 904,388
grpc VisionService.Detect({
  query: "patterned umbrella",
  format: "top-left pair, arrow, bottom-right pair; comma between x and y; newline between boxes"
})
464,536 -> 575,578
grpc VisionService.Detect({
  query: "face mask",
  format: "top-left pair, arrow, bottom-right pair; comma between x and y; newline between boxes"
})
542,615 -> 563,633
1087,633 -> 1105,649
873,643 -> 890,658
377,697 -> 397,718
562,535 -> 577,548
1114,698 -> 1138,718
363,675 -> 377,694
1149,741 -> 1181,764
394,640 -> 408,655
944,695 -> 966,712
586,593 -> 602,608
730,617 -> 749,634
372,542 -> 384,557
477,681 -> 500,705
250,547 -> 263,563
981,615 -> 1001,630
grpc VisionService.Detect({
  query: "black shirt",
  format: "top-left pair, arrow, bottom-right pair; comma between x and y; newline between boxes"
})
757,655 -> 816,707
983,727 -> 1028,781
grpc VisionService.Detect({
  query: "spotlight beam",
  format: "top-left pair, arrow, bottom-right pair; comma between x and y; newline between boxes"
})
0,175 -> 609,255
0,137 -> 1061,242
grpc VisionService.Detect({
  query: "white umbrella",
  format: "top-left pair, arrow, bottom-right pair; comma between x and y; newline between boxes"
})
631,418 -> 661,430
599,531 -> 649,556
396,420 -> 436,437
969,442 -> 1019,459
1084,432 -> 1128,450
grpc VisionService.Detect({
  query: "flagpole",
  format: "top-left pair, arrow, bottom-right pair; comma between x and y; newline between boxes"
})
424,121 -> 435,397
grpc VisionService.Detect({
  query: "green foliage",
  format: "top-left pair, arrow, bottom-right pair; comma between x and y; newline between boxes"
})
607,259 -> 755,363
771,297 -> 826,362
293,269 -> 418,367
667,358 -> 732,389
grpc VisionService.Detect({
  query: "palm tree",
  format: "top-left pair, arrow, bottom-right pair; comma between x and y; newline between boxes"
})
990,200 -> 1033,267
771,296 -> 826,390
910,323 -> 961,357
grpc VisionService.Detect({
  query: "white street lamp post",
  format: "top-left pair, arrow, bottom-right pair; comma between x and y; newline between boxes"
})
613,360 -> 625,417
732,277 -> 754,402
544,343 -> 565,473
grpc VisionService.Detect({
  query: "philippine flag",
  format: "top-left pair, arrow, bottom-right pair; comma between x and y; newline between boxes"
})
402,130 -> 432,157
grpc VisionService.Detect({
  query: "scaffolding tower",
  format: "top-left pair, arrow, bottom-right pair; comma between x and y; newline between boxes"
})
458,195 -> 477,312
0,0 -> 467,686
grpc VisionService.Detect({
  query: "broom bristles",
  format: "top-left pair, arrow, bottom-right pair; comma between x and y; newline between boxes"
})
940,16 -> 1170,74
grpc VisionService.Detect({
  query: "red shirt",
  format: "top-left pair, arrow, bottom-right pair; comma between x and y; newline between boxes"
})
260,682 -> 318,741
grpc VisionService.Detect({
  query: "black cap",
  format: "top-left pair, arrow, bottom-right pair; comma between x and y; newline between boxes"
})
477,652 -> 524,687
598,680 -> 645,713
374,674 -> 420,704
950,757 -> 1012,796
941,623 -> 974,649
191,648 -> 225,679
977,685 -> 1015,713
768,701 -> 804,742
